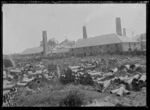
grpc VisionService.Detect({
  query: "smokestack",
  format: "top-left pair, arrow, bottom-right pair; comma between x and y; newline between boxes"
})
43,31 -> 48,55
116,17 -> 122,36
83,25 -> 87,39
123,28 -> 126,36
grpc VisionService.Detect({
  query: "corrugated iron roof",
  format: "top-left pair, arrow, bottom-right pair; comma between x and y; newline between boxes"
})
72,33 -> 138,49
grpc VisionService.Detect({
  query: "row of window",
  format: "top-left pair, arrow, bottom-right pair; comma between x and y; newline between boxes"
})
129,43 -> 138,47
72,49 -> 120,56
72,43 -> 138,51
71,44 -> 119,51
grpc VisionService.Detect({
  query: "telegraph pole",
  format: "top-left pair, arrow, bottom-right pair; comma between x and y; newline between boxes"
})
131,31 -> 134,39
141,34 -> 143,51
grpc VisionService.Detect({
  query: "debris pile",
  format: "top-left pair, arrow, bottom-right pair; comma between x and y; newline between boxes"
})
3,61 -> 60,106
60,58 -> 146,98
3,55 -> 146,106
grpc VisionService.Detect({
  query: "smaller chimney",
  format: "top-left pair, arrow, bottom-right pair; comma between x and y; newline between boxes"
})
123,28 -> 126,36
43,31 -> 48,55
83,26 -> 87,39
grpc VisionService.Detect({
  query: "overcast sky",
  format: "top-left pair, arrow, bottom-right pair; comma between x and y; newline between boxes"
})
3,3 -> 146,54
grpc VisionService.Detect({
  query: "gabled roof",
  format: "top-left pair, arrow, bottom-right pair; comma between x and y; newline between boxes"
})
22,46 -> 43,55
117,35 -> 139,43
21,45 -> 54,55
133,33 -> 146,41
72,33 -> 138,49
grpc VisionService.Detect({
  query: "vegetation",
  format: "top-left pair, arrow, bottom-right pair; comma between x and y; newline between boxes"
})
3,59 -> 13,68
7,54 -> 146,107
60,68 -> 75,84
60,68 -> 94,86
59,89 -> 85,107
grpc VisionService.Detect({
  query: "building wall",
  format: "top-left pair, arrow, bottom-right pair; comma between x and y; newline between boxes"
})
19,52 -> 42,57
140,41 -> 146,51
122,42 -> 140,51
52,52 -> 69,57
70,43 -> 123,56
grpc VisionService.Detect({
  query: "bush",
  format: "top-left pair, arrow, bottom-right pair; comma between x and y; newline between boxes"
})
60,68 -> 94,86
115,103 -> 125,107
3,59 -> 13,68
60,68 -> 75,85
79,72 -> 94,86
47,63 -> 57,75
59,89 -> 85,107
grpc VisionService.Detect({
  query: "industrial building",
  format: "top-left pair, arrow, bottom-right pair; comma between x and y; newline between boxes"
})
18,17 -> 142,58
70,17 -> 140,56
19,31 -> 74,57
133,33 -> 146,51
19,31 -> 49,57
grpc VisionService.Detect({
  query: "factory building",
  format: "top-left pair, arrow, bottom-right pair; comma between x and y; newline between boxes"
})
133,33 -> 146,51
70,17 -> 140,56
19,31 -> 49,57
19,31 -> 74,57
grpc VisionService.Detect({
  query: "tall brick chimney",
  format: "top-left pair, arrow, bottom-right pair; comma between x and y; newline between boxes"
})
123,28 -> 126,36
83,25 -> 87,39
43,31 -> 48,55
116,17 -> 122,36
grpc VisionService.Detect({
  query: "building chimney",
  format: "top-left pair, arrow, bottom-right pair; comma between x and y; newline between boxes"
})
43,31 -> 48,55
116,17 -> 122,36
123,28 -> 126,36
83,25 -> 87,39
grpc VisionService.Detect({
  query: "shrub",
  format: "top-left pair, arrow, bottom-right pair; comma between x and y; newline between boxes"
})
3,59 -> 13,68
47,63 -> 57,75
60,68 -> 75,85
115,103 -> 125,107
59,89 -> 85,107
79,72 -> 94,86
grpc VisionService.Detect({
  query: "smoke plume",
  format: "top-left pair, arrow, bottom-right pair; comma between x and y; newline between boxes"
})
84,4 -> 118,26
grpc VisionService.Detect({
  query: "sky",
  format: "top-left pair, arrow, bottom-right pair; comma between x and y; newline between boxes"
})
3,3 -> 146,54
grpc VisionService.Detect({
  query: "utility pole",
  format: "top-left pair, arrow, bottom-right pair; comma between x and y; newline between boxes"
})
131,31 -> 134,39
141,34 -> 143,51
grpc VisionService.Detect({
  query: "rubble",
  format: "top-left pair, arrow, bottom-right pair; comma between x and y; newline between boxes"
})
3,55 -> 146,106
101,80 -> 111,93
110,84 -> 130,96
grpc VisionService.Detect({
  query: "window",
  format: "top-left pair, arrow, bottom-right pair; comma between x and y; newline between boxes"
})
99,46 -> 101,48
90,46 -> 92,49
115,44 -> 118,47
107,45 -> 109,47
84,53 -> 86,56
134,43 -> 136,47
129,43 -> 131,47
129,48 -> 131,51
